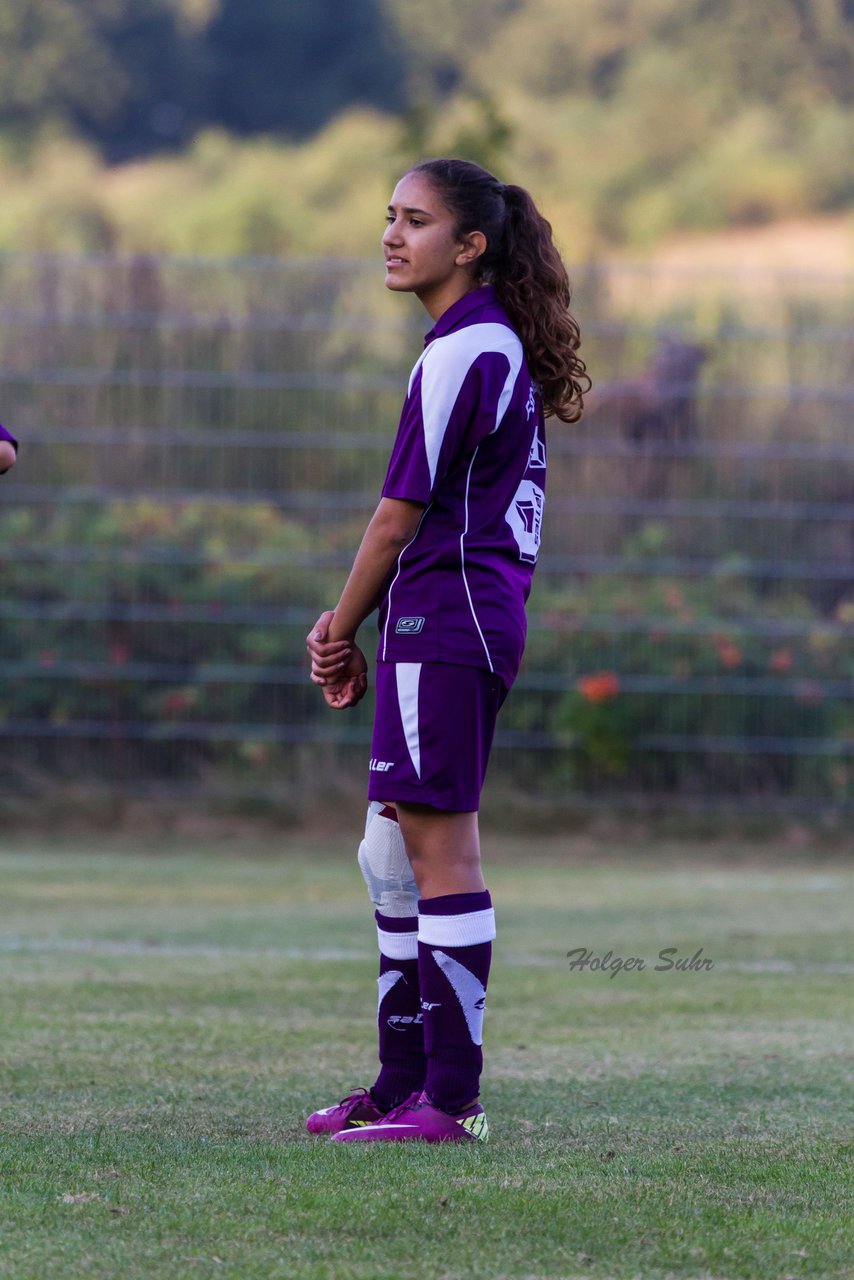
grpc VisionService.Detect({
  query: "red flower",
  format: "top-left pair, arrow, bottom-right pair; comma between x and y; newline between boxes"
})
717,642 -> 742,669
578,671 -> 620,703
162,690 -> 191,715
712,636 -> 742,669
769,647 -> 794,674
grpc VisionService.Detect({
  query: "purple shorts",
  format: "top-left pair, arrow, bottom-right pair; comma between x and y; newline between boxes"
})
367,661 -> 507,812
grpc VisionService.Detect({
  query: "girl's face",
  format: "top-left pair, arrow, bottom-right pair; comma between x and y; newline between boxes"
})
383,171 -> 484,319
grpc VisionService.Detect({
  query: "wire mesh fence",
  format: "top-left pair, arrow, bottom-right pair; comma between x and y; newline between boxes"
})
0,252 -> 851,818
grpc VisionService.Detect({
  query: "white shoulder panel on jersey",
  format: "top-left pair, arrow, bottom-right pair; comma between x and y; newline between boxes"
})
410,323 -> 525,490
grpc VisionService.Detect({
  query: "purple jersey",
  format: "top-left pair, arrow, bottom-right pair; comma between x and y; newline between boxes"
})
0,424 -> 17,450
378,285 -> 546,688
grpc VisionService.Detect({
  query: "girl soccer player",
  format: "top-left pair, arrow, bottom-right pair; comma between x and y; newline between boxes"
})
305,158 -> 589,1142
0,424 -> 17,474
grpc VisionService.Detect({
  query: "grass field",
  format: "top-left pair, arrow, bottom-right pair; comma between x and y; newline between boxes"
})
0,835 -> 851,1280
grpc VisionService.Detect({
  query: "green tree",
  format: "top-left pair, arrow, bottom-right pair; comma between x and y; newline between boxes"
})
203,0 -> 407,139
0,0 -> 197,160
0,0 -> 122,142
383,0 -> 518,99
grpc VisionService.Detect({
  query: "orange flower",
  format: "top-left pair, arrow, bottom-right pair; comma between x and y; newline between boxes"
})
578,671 -> 620,703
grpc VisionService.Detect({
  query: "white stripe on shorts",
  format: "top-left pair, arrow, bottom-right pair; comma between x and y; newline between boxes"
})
395,662 -> 422,778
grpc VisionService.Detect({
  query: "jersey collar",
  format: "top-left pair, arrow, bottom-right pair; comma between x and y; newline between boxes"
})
425,284 -> 500,345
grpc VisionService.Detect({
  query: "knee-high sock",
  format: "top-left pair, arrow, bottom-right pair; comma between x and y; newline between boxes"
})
371,910 -> 426,1111
417,889 -> 496,1112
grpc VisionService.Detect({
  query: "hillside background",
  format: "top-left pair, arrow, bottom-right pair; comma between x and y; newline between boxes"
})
1,1 -> 852,820
0,0 -> 852,263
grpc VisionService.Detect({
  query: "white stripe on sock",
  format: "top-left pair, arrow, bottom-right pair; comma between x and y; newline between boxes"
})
417,907 -> 496,948
377,968 -> 403,1013
377,925 -> 419,961
432,950 -> 487,1046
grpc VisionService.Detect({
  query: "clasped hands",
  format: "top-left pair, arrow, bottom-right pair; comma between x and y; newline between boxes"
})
306,610 -> 368,709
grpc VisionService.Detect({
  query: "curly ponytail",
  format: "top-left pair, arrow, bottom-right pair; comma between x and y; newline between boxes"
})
412,158 -> 591,423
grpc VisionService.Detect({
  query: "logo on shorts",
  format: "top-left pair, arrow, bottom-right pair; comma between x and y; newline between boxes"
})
395,616 -> 425,635
370,759 -> 395,772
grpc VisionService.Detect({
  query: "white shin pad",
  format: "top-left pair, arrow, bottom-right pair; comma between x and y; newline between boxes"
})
357,801 -> 418,918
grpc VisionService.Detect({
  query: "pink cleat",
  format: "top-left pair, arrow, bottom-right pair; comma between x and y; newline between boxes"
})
331,1091 -> 488,1143
306,1087 -> 387,1136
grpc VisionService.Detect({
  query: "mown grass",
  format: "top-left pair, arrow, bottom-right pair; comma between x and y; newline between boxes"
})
0,837 -> 851,1280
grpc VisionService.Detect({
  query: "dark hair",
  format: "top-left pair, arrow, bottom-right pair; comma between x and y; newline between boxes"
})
411,158 -> 590,423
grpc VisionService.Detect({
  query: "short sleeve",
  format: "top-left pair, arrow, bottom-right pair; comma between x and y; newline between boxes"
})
381,368 -> 437,504
382,326 -> 522,505
0,423 -> 17,451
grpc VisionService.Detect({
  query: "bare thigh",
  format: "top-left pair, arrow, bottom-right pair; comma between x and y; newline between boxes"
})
389,802 -> 485,900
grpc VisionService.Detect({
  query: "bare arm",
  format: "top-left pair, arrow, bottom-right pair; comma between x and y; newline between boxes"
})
305,497 -> 424,709
0,441 -> 16,474
327,496 -> 424,643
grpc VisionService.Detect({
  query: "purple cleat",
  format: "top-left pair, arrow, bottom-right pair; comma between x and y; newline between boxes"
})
306,1087 -> 388,1136
331,1091 -> 488,1143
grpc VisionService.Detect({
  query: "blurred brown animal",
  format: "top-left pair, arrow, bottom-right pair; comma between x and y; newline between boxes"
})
588,337 -> 709,444
581,337 -> 709,505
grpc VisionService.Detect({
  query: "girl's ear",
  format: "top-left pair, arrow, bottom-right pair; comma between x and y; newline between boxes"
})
455,230 -> 487,268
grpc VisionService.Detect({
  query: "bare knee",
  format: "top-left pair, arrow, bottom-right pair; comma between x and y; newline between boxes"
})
394,803 -> 485,898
